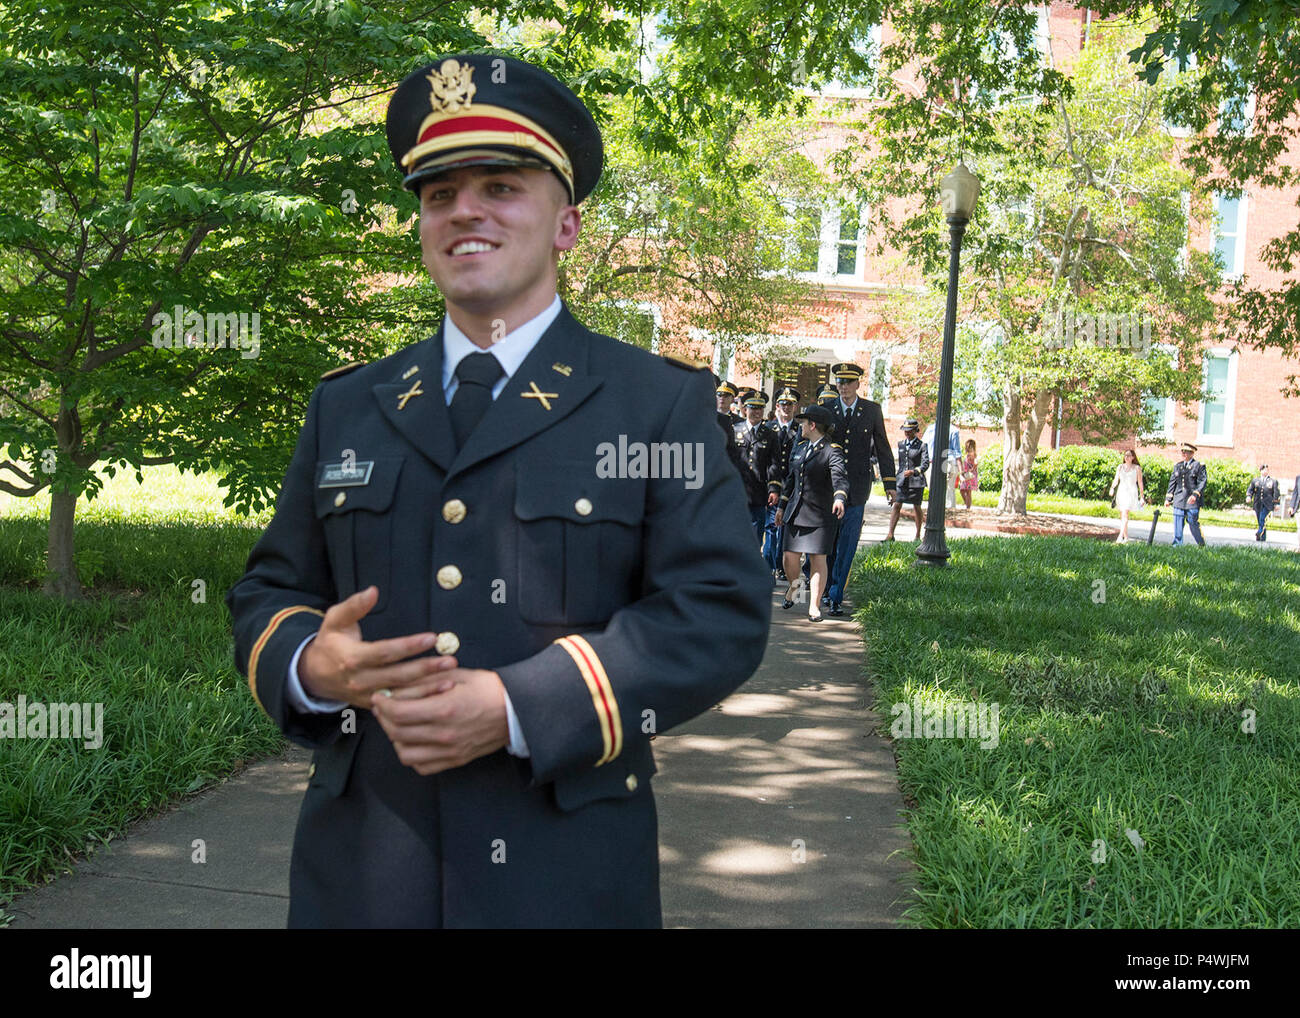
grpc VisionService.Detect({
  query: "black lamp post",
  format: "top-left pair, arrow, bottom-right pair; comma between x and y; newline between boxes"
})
916,162 -> 980,568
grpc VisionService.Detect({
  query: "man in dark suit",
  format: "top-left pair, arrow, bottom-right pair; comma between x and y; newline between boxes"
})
735,390 -> 774,544
225,53 -> 771,928
1165,441 -> 1208,546
1246,464 -> 1281,541
823,363 -> 896,616
763,386 -> 802,575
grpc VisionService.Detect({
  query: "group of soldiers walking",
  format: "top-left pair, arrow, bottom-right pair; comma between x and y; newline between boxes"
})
715,362 -> 900,616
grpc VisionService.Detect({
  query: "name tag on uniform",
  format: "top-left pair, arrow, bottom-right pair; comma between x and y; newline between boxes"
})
318,461 -> 374,487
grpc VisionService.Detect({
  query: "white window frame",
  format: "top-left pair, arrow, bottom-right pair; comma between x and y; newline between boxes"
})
867,351 -> 891,415
1218,55 -> 1255,137
783,200 -> 870,282
960,319 -> 1005,428
608,299 -> 662,353
1196,347 -> 1238,447
1212,191 -> 1248,280
1139,343 -> 1177,441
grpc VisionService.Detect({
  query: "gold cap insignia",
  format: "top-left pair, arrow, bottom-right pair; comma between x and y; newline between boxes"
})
427,59 -> 476,115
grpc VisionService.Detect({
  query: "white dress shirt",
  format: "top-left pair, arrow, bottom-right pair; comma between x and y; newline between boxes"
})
283,295 -> 565,757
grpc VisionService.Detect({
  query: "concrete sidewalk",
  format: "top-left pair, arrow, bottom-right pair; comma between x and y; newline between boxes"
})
3,589 -> 913,929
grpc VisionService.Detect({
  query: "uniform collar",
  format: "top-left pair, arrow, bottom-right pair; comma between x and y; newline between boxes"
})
442,294 -> 562,393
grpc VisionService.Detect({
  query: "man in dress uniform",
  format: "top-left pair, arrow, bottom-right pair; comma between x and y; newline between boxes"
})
817,383 -> 839,409
225,53 -> 771,928
763,386 -> 802,575
823,363 -> 896,616
1165,441 -> 1208,546
735,390 -> 774,544
716,380 -> 742,424
1246,464 -> 1281,541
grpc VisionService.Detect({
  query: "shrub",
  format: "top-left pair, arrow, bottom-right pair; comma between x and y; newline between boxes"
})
1202,458 -> 1255,510
1139,455 -> 1172,504
1043,445 -> 1123,500
977,445 -> 1003,492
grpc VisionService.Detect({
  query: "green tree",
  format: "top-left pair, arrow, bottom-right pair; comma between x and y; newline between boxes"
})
0,0 -> 850,598
860,16 -> 1218,512
1096,0 -> 1300,396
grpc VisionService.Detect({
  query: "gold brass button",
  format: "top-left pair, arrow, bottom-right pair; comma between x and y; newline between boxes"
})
308,762 -> 317,779
442,498 -> 467,524
435,631 -> 460,655
574,497 -> 593,516
333,492 -> 346,507
436,565 -> 462,590
625,774 -> 638,792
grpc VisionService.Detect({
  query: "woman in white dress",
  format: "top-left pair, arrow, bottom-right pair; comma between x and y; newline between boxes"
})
1109,449 -> 1145,543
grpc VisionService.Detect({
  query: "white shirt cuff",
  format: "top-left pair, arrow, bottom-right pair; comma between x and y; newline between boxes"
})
286,635 -> 348,713
504,691 -> 530,758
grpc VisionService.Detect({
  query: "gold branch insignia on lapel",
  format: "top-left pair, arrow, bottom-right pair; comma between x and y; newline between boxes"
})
401,365 -> 419,380
521,380 -> 559,411
396,378 -> 425,410
551,362 -> 572,376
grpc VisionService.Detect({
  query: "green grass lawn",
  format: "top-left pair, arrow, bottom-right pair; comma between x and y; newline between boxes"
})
0,466 -> 279,915
849,538 -> 1300,928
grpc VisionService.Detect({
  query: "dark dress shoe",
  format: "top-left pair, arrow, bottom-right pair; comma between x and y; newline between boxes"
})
807,613 -> 824,623
782,599 -> 794,610
828,606 -> 844,616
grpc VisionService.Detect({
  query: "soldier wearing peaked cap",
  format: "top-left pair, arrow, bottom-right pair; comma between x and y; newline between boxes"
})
817,382 -> 840,408
823,362 -> 895,616
1165,441 -> 1208,546
225,53 -> 770,929
735,389 -> 774,543
763,386 -> 802,575
774,403 -> 848,622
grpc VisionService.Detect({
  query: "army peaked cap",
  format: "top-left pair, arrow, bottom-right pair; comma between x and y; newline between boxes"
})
386,54 -> 604,203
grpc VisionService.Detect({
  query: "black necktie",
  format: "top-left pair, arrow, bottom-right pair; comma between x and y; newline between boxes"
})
449,351 -> 504,451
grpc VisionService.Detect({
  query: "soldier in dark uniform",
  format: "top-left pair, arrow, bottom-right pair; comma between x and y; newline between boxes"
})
225,53 -> 770,928
715,380 -> 742,425
735,390 -> 774,544
887,418 -> 928,541
763,386 -> 802,576
1247,464 -> 1281,541
1165,441 -> 1208,546
774,404 -> 847,622
824,362 -> 896,616
817,383 -> 839,409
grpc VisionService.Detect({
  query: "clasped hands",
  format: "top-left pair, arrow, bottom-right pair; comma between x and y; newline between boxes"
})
298,586 -> 509,776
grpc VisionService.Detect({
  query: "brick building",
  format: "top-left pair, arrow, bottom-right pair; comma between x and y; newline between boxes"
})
710,4 -> 1300,491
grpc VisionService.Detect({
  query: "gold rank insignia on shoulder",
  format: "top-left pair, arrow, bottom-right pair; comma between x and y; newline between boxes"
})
552,362 -> 572,376
320,361 -> 364,380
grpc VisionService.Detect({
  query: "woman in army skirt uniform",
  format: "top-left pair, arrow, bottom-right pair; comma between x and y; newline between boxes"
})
774,404 -> 848,622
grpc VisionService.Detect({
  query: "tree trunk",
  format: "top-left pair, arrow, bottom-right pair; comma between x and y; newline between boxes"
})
998,388 -> 1055,515
42,489 -> 82,599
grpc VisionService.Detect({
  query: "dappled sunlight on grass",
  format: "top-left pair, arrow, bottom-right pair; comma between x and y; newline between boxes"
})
852,536 -> 1300,928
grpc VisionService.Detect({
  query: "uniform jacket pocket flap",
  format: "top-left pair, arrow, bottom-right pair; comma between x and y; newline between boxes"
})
552,750 -> 656,812
308,732 -> 363,798
314,458 -> 404,517
515,458 -> 643,525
